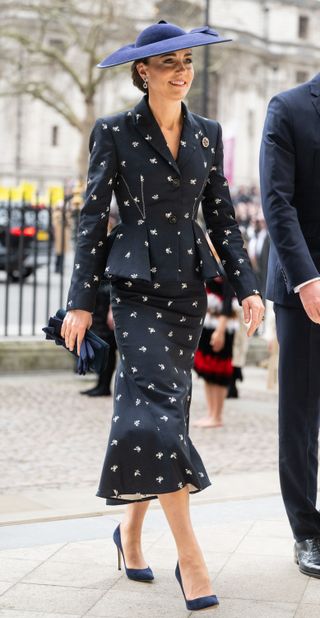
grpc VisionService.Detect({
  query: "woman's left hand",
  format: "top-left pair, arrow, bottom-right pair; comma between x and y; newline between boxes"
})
242,295 -> 265,336
210,330 -> 225,352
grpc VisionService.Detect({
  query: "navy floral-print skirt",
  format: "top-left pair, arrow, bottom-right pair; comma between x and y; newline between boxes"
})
96,277 -> 211,504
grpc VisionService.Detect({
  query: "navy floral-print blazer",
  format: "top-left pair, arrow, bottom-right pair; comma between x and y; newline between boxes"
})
67,95 -> 259,312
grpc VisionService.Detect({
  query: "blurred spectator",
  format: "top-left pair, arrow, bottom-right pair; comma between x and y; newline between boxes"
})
227,308 -> 249,399
52,200 -> 72,274
247,210 -> 270,299
193,271 -> 239,428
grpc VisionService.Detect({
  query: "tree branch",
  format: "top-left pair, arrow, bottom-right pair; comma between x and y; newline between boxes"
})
1,79 -> 83,130
1,29 -> 87,93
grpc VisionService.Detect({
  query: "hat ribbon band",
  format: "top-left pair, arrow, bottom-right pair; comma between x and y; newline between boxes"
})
189,26 -> 219,36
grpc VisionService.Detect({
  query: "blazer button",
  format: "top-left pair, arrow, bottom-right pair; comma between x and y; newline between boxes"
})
172,177 -> 180,187
168,214 -> 177,224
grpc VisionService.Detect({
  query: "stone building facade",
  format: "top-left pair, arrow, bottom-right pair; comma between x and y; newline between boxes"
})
1,0 -> 320,190
199,0 -> 320,186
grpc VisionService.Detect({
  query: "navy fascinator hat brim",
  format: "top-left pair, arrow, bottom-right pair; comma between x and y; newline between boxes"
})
97,20 -> 232,69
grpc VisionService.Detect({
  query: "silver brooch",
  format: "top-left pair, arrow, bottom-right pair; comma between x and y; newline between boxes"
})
202,137 -> 209,148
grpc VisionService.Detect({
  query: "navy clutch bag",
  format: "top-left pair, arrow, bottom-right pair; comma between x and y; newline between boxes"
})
42,308 -> 109,375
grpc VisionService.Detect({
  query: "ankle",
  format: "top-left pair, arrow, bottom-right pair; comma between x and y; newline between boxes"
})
178,546 -> 203,566
120,521 -> 143,541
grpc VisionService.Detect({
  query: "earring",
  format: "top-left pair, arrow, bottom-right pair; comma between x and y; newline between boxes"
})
143,78 -> 148,90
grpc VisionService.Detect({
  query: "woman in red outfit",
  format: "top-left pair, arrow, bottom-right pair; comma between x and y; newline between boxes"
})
194,276 -> 239,427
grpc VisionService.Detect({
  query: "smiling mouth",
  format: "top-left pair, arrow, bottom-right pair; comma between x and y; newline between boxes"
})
169,80 -> 187,86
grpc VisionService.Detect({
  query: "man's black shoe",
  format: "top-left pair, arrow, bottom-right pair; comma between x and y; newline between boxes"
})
84,386 -> 112,397
80,387 -> 97,396
294,538 -> 320,578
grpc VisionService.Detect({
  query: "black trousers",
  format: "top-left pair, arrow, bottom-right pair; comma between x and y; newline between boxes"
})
275,303 -> 320,541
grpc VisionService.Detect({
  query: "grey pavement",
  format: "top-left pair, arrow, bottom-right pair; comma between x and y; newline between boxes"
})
0,366 -> 278,522
0,366 -> 319,617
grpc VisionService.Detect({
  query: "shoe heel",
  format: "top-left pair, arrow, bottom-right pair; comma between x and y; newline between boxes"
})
117,545 -> 122,570
113,524 -> 154,582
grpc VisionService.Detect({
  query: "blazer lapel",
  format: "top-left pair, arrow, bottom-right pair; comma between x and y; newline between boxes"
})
310,73 -> 320,120
133,96 -> 181,176
177,104 -> 205,170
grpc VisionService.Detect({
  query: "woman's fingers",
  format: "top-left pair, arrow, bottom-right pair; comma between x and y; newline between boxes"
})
243,301 -> 251,324
242,296 -> 265,337
61,310 -> 92,354
60,318 -> 67,339
76,326 -> 86,355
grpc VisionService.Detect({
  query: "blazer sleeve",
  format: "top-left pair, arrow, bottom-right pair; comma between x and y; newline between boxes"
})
259,95 -> 319,292
221,278 -> 234,317
201,123 -> 260,302
66,119 -> 118,312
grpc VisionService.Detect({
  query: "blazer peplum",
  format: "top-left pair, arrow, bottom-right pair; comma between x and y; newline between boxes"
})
67,96 -> 259,312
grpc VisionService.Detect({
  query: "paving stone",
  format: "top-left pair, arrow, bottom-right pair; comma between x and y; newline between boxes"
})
152,521 -> 252,555
86,570 -> 186,617
0,609 -> 82,618
247,520 -> 292,539
146,545 -> 230,576
0,559 -> 41,583
301,577 -> 320,604
236,534 -> 293,557
49,539 -> 117,567
214,553 -> 308,603
22,559 -> 122,589
0,583 -> 102,614
295,604 -> 320,618
192,522 -> 253,552
0,583 -> 13,596
200,598 -> 296,617
0,545 -> 65,562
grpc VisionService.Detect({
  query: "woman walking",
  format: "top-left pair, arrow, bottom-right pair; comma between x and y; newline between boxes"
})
61,21 -> 264,611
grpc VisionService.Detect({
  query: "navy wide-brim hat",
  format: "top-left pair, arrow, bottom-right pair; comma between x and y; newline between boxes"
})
97,20 -> 232,68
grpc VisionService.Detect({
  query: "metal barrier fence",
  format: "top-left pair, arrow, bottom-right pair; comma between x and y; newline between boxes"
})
0,196 -> 79,337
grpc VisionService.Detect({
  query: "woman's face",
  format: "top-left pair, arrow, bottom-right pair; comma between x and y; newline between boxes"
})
137,49 -> 194,101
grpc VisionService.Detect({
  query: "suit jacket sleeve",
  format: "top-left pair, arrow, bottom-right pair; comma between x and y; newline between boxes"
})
202,123 -> 260,302
221,277 -> 234,317
259,95 -> 319,292
66,119 -> 118,312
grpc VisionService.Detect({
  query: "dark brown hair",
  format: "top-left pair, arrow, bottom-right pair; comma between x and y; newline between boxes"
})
131,58 -> 149,92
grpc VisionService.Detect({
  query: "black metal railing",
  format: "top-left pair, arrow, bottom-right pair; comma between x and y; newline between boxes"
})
0,194 -> 79,337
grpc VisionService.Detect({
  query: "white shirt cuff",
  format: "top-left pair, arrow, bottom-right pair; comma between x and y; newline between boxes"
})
294,277 -> 320,293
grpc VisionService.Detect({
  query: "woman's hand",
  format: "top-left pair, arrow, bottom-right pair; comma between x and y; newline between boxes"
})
61,310 -> 93,355
210,329 -> 225,352
242,295 -> 265,336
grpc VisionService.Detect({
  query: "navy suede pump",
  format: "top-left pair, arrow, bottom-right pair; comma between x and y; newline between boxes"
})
175,562 -> 219,611
113,524 -> 154,582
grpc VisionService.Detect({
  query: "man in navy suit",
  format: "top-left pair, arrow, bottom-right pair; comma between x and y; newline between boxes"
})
260,73 -> 320,578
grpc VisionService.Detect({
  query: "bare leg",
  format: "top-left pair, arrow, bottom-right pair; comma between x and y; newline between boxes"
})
205,381 -> 215,414
211,384 -> 228,426
193,382 -> 225,428
120,500 -> 151,568
158,487 -> 213,600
